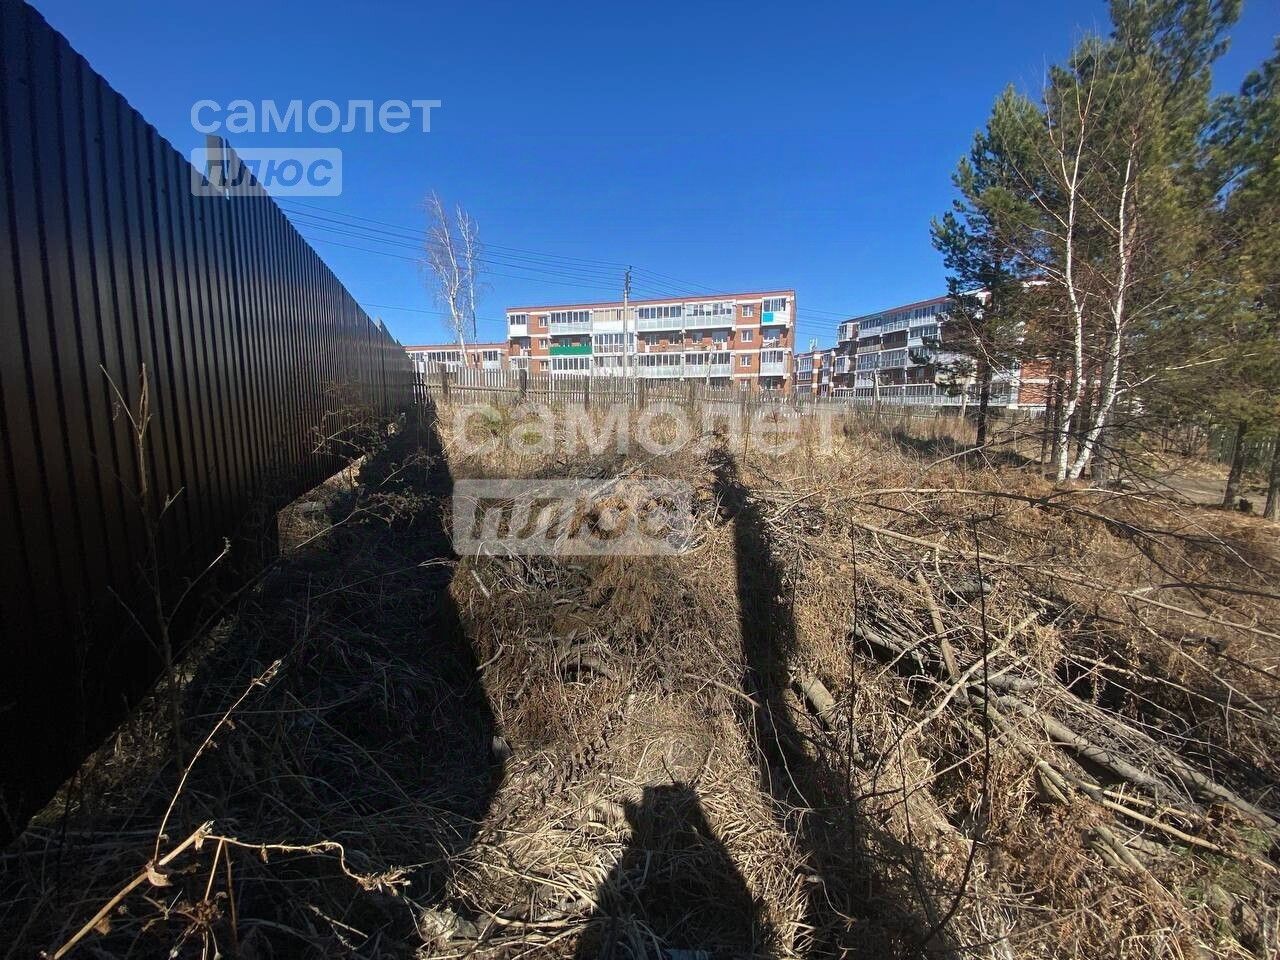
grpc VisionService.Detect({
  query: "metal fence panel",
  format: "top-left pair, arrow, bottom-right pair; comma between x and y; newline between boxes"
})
0,0 -> 413,833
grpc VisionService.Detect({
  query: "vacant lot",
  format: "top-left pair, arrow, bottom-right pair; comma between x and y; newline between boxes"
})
4,403 -> 1277,959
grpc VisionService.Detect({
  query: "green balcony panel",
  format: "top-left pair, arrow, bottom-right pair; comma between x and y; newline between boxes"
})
549,343 -> 592,356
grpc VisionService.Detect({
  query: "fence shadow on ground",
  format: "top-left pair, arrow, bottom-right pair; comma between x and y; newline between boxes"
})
711,447 -> 960,959
0,402 -> 504,955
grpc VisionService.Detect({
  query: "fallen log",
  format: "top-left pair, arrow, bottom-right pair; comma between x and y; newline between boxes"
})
913,569 -> 965,704
851,606 -> 1280,847
792,671 -> 837,727
995,695 -> 1183,802
995,694 -> 1279,836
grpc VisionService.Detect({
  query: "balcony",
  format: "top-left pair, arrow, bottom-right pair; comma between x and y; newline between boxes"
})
549,343 -> 592,356
547,317 -> 591,335
760,361 -> 787,376
508,321 -> 528,337
761,309 -> 791,327
636,315 -> 685,332
638,364 -> 685,379
683,312 -> 734,330
683,355 -> 734,378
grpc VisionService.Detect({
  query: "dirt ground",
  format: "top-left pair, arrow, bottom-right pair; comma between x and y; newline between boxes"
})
3,404 -> 1278,959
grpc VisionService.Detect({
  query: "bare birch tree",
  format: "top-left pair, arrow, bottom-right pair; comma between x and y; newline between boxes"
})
424,193 -> 482,365
1003,59 -> 1139,483
994,3 -> 1232,484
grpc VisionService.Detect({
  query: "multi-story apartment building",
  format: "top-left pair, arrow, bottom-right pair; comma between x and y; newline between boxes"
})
794,346 -> 836,397
505,290 -> 796,391
806,295 -> 1046,410
404,342 -> 510,376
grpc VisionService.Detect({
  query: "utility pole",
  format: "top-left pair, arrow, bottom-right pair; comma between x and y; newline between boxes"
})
623,266 -> 633,382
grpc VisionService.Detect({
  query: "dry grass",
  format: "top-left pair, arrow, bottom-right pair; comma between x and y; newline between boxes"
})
2,401 -> 1277,959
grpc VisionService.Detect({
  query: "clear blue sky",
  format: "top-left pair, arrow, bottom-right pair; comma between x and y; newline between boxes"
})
30,0 -> 1280,348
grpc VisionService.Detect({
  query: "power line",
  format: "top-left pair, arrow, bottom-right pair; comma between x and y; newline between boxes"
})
282,201 -> 887,342
358,301 -> 510,325
280,199 -> 631,269
283,202 -> 862,319
297,235 -> 622,302
289,214 -> 627,287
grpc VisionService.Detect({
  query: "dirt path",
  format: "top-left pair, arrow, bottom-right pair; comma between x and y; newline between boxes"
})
1144,466 -> 1270,510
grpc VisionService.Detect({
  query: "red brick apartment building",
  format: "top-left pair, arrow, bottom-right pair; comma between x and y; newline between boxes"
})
504,290 -> 796,391
794,346 -> 836,397
403,342 -> 510,376
806,295 -> 1050,410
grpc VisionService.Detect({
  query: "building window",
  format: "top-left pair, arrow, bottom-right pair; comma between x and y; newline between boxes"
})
549,309 -> 590,326
763,297 -> 788,313
688,301 -> 734,318
712,330 -> 728,344
740,329 -> 754,343
739,355 -> 751,368
741,305 -> 755,317
639,353 -> 682,368
508,313 -> 528,326
637,304 -> 683,320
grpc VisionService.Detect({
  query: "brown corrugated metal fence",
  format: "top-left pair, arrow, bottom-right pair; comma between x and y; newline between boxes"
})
0,0 -> 413,832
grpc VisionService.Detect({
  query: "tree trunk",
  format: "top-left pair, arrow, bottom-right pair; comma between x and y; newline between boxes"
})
1039,363 -> 1058,467
1054,365 -> 1083,483
1048,373 -> 1065,474
976,363 -> 991,448
1091,422 -> 1109,486
1071,378 -> 1095,474
1264,433 -> 1279,521
1070,323 -> 1123,482
1222,420 -> 1248,509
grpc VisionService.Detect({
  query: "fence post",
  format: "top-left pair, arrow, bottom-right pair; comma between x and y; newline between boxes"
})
439,367 -> 451,402
583,375 -> 591,411
637,377 -> 647,408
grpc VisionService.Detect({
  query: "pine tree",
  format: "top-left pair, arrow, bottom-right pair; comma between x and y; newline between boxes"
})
966,0 -> 1239,482
1206,40 -> 1280,514
932,91 -> 1043,447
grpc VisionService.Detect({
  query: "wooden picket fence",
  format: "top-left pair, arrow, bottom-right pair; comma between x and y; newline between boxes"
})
413,367 -> 963,424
